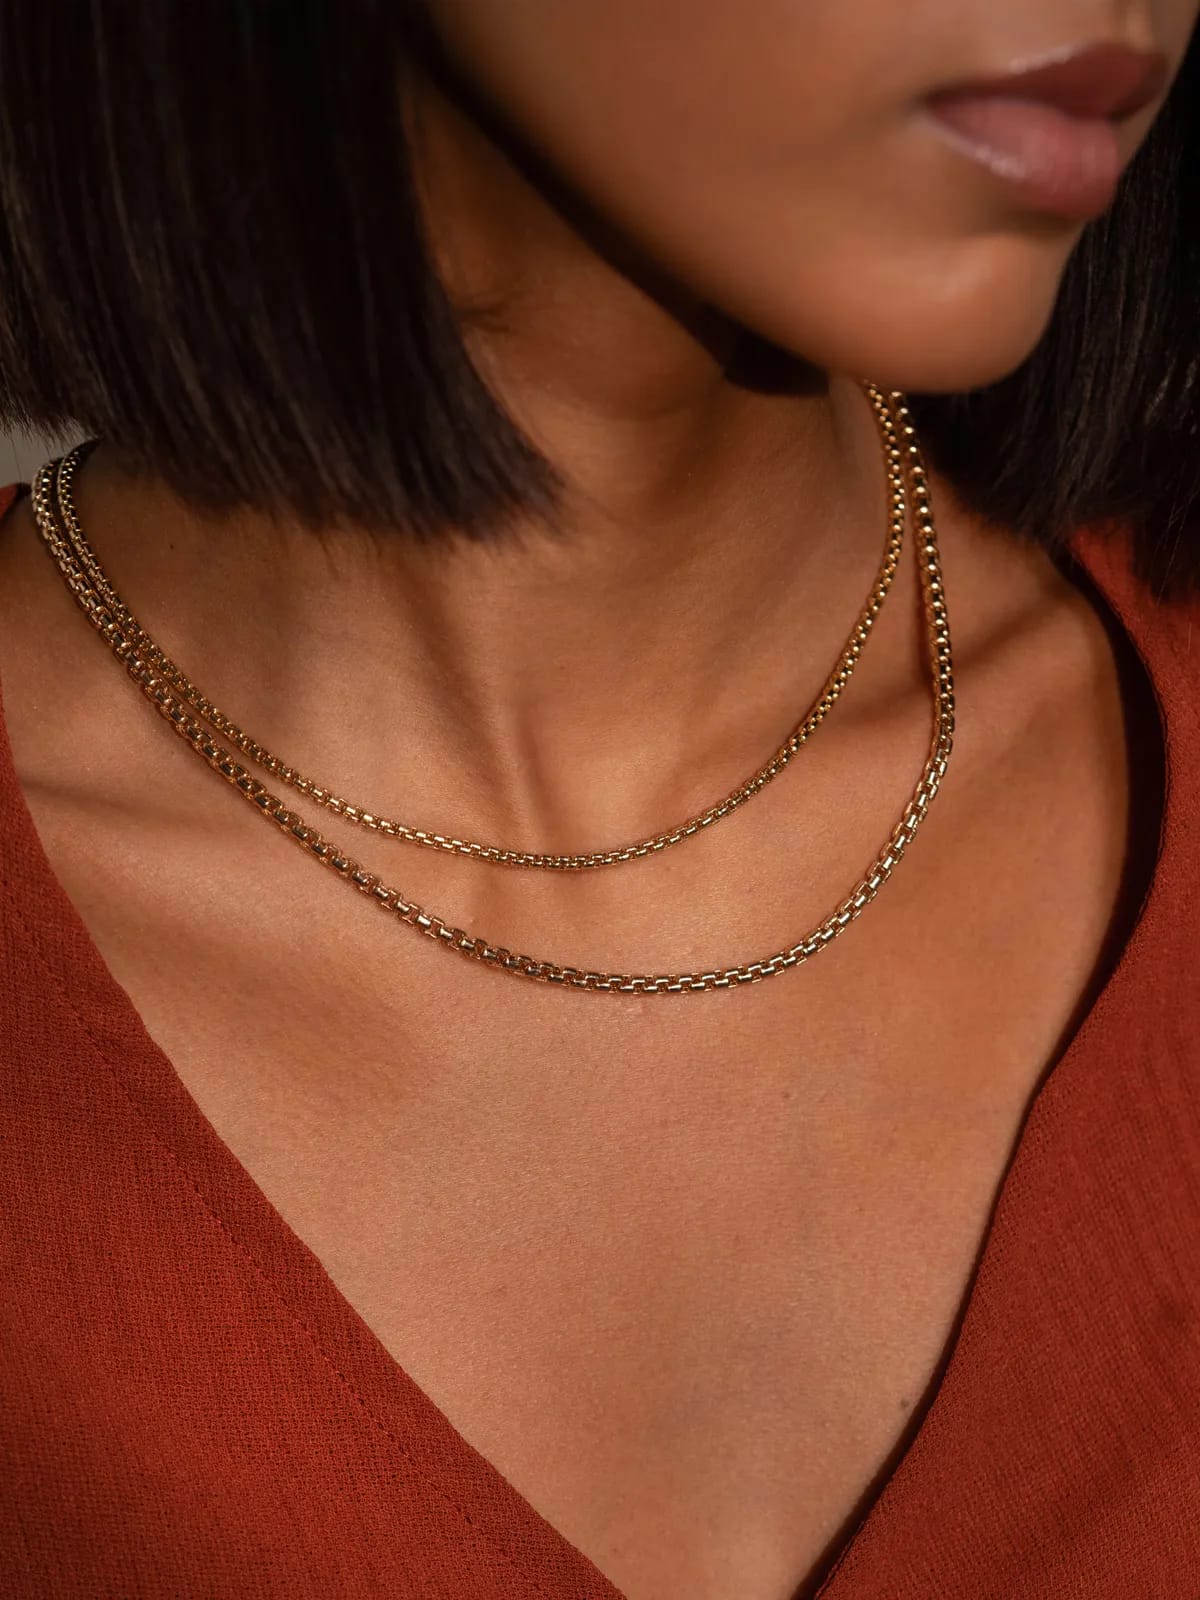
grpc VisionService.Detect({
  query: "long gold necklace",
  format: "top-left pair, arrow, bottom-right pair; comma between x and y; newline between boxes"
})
43,377 -> 906,871
31,383 -> 953,996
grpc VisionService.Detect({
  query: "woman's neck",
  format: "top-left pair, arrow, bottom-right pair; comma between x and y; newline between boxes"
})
45,69 -> 922,852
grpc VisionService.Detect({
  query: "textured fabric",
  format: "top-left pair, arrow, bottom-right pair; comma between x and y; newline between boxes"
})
1,474 -> 1198,1599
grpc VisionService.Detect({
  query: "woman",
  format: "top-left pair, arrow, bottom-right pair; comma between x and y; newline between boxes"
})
1,3 -> 1198,1596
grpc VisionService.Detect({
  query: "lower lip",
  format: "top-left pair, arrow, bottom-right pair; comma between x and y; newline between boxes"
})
923,94 -> 1123,222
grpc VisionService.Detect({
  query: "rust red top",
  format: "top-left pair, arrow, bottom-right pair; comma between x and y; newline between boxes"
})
2,476 -> 1198,1597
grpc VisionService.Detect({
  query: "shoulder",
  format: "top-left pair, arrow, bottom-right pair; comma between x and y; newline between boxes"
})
1070,517 -> 1198,959
1070,521 -> 1200,714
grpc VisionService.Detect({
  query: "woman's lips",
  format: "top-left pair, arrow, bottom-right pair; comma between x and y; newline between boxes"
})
922,40 -> 1168,223
923,93 -> 1122,222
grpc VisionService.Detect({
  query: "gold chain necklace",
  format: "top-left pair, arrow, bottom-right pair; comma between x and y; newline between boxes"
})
43,378 -> 906,872
31,384 -> 954,996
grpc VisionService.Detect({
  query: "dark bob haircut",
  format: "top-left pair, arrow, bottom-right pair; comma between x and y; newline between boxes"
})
1,4 -> 1198,597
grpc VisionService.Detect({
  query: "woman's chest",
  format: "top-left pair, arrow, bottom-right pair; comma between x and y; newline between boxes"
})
16,709 -> 1135,1598
112,930 -> 1070,1600
8,570 -> 1138,1597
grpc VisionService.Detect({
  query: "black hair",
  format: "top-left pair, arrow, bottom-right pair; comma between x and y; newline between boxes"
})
1,3 -> 1197,595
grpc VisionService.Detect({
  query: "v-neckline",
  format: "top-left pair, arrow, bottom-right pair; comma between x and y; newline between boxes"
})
0,482 -> 1179,1599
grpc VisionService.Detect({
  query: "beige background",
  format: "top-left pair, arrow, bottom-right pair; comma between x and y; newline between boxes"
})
2,426 -> 87,486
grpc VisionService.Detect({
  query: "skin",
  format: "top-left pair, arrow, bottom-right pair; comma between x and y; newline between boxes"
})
1,2 -> 1197,1597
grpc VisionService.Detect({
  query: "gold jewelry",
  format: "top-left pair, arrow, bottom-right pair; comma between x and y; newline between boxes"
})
32,384 -> 953,996
44,378 -> 906,871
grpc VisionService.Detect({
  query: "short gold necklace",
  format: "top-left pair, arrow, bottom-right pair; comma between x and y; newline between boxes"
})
43,377 -> 907,872
32,384 -> 954,996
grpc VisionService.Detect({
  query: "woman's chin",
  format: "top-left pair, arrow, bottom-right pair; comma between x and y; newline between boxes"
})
733,234 -> 1074,395
842,316 -> 1058,396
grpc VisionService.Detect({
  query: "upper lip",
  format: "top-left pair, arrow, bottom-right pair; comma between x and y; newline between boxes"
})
929,40 -> 1170,120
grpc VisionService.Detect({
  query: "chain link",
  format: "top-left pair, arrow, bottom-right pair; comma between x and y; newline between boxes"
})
30,383 -> 953,995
